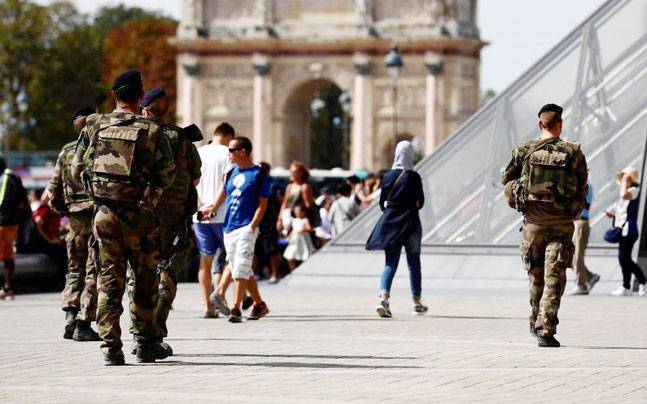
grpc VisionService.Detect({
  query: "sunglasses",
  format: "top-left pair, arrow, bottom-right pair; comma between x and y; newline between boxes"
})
228,147 -> 243,153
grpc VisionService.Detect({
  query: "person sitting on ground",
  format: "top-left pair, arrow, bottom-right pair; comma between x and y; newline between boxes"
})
283,202 -> 316,271
329,183 -> 361,237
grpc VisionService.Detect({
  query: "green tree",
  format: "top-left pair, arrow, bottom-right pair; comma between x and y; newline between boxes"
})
0,0 -> 48,154
309,85 -> 347,169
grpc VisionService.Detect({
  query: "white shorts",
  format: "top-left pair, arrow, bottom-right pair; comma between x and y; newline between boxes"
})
223,225 -> 258,280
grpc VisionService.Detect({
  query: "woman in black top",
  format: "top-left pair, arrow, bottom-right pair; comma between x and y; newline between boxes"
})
366,141 -> 427,318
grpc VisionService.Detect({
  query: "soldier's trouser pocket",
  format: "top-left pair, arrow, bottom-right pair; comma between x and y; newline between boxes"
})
520,241 -> 532,271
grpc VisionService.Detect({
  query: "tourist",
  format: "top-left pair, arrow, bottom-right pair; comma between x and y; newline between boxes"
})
366,141 -> 427,318
606,167 -> 646,296
194,122 -> 234,318
283,202 -> 316,271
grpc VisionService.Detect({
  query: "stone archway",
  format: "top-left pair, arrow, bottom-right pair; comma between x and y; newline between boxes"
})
281,79 -> 347,168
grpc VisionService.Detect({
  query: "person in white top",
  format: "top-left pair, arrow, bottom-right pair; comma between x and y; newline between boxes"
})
605,166 -> 646,296
193,123 -> 234,317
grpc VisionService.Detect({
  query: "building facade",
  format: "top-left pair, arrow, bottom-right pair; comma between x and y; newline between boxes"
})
174,0 -> 483,170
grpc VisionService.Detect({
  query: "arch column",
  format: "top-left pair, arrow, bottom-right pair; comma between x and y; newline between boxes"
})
351,53 -> 373,170
178,55 -> 203,130
424,51 -> 443,154
252,53 -> 272,163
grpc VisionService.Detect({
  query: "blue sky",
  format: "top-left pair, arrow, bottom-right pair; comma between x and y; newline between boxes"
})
38,0 -> 607,93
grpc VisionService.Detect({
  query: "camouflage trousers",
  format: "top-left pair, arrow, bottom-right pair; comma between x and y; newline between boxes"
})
126,208 -> 192,339
155,208 -> 192,339
93,204 -> 160,355
520,222 -> 575,337
61,209 -> 98,321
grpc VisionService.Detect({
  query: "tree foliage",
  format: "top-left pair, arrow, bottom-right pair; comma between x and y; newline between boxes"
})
102,18 -> 178,119
0,1 -> 177,153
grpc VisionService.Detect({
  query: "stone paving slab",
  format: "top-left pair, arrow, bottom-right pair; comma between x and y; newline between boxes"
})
1,282 -> 646,403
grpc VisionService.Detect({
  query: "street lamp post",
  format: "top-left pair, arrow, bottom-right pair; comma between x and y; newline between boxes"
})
384,44 -> 403,154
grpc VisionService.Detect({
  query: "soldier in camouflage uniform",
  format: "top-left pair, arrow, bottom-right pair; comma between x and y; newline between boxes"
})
48,107 -> 101,342
72,70 -> 176,365
137,88 -> 202,356
501,103 -> 588,348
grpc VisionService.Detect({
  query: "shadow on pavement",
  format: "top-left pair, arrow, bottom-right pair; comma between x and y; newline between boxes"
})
568,345 -> 647,350
175,353 -> 416,360
157,360 -> 422,369
430,315 -> 526,320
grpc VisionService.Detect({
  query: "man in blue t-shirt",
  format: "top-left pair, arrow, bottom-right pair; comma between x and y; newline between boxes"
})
211,136 -> 270,322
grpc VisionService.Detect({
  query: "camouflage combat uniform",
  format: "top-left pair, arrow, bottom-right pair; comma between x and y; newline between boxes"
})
502,137 -> 588,337
48,141 -> 97,322
72,112 -> 175,356
153,124 -> 201,339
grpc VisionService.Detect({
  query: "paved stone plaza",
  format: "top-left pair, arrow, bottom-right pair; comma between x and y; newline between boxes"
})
1,282 -> 646,403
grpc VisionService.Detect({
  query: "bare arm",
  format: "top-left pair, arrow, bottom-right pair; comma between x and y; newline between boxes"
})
302,217 -> 313,233
250,198 -> 268,230
301,184 -> 314,209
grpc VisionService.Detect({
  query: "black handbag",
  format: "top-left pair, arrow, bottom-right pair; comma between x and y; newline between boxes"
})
604,218 -> 625,243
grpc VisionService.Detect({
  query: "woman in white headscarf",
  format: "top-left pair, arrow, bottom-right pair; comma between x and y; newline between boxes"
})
366,141 -> 427,318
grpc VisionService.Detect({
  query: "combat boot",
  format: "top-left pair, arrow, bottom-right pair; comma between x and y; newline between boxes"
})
73,321 -> 101,341
537,335 -> 560,348
159,340 -> 174,357
63,309 -> 78,340
103,351 -> 125,366
134,341 -> 169,363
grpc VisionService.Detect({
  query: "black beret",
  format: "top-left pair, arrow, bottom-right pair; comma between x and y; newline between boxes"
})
538,103 -> 563,117
71,106 -> 95,122
141,87 -> 166,108
111,70 -> 143,91
183,124 -> 203,142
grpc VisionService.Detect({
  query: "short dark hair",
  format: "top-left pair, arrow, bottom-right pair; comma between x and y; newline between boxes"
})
538,103 -> 563,130
233,136 -> 252,155
260,161 -> 271,176
215,122 -> 235,138
346,175 -> 361,185
114,85 -> 142,103
337,183 -> 352,197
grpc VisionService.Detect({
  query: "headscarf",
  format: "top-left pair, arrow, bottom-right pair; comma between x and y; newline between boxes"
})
392,140 -> 414,170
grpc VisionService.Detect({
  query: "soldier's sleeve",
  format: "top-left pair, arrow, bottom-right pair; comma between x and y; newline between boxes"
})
189,143 -> 202,181
47,150 -> 66,214
71,128 -> 90,181
500,147 -> 522,185
148,125 -> 176,206
572,148 -> 589,216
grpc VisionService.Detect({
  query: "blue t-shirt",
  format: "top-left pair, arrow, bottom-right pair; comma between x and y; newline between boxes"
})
223,165 -> 270,233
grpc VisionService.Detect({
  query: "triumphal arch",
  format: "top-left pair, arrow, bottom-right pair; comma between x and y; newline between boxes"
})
174,0 -> 483,170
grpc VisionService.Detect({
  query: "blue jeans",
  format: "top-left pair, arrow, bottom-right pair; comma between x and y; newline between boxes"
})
379,227 -> 422,299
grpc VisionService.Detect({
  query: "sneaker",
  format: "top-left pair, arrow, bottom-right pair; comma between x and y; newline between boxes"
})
209,292 -> 230,316
639,284 -> 647,297
268,277 -> 279,284
537,335 -> 560,348
103,350 -> 125,366
412,303 -> 429,316
0,288 -> 15,300
567,285 -> 589,296
228,307 -> 242,323
587,273 -> 601,292
203,308 -> 219,319
73,321 -> 101,341
248,302 -> 269,320
611,286 -> 632,296
376,300 -> 392,318
63,310 -> 77,340
242,296 -> 254,311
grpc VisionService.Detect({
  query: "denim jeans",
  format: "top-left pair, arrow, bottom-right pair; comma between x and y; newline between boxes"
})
619,233 -> 646,289
379,227 -> 422,299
